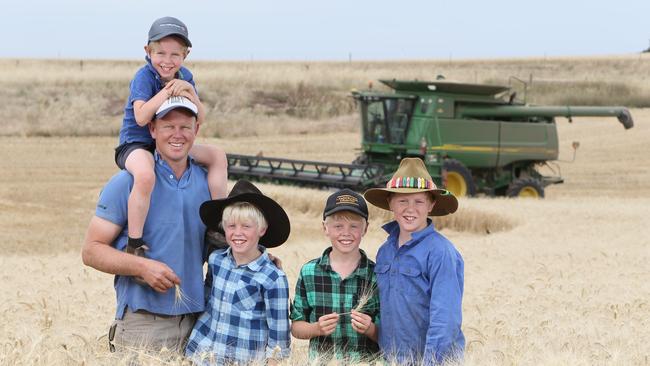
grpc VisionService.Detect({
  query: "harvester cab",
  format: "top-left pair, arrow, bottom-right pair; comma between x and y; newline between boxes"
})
351,79 -> 634,198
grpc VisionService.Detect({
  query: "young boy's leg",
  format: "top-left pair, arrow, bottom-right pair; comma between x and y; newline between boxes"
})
189,144 -> 228,199
124,149 -> 156,244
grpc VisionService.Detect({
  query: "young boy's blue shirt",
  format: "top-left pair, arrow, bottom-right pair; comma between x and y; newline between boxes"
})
375,220 -> 465,365
185,246 -> 291,364
118,56 -> 195,145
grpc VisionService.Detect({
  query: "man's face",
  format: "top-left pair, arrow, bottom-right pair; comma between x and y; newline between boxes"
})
322,214 -> 367,256
388,192 -> 435,235
145,36 -> 187,82
149,109 -> 197,164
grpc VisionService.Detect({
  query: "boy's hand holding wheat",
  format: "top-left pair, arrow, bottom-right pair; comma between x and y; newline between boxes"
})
350,310 -> 372,335
316,313 -> 339,336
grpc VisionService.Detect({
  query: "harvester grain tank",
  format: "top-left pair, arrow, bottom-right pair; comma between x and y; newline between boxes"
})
226,79 -> 633,198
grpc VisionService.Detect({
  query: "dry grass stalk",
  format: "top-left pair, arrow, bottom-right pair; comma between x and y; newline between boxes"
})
339,282 -> 376,316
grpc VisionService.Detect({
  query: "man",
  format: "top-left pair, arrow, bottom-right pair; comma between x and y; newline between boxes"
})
82,96 -> 212,353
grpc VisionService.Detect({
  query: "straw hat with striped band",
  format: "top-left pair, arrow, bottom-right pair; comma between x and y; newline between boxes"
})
363,157 -> 458,216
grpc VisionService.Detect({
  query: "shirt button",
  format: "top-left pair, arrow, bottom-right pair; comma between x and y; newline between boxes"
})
169,174 -> 174,179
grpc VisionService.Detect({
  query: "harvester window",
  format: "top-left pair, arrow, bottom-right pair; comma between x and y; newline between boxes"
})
386,99 -> 414,144
365,101 -> 386,143
360,98 -> 414,144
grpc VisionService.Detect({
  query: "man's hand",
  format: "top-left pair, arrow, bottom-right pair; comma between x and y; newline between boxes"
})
267,252 -> 283,270
139,258 -> 181,293
316,313 -> 339,336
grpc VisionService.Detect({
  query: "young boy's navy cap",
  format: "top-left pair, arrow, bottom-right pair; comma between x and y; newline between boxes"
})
148,16 -> 192,47
323,189 -> 368,220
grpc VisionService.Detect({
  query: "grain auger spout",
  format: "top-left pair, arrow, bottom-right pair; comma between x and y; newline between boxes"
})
459,106 -> 634,130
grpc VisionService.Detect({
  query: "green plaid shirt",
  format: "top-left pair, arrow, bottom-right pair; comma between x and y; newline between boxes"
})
290,247 -> 380,363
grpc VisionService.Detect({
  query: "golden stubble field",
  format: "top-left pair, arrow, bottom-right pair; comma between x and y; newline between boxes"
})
1,81 -> 650,364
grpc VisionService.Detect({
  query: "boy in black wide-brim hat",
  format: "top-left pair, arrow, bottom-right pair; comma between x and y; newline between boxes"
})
185,180 -> 291,365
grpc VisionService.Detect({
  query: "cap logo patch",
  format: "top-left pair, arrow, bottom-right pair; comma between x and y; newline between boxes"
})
159,23 -> 186,32
336,194 -> 359,206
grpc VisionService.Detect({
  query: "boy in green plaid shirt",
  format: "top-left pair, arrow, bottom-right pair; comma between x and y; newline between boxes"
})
291,189 -> 380,363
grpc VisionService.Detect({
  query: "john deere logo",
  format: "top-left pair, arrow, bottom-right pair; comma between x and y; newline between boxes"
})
336,194 -> 358,206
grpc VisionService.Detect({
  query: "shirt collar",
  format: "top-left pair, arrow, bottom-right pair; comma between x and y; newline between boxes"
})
154,150 -> 195,184
222,245 -> 269,271
317,246 -> 372,278
382,219 -> 435,247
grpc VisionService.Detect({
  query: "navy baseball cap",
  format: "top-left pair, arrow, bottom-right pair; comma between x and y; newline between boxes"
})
323,189 -> 369,220
148,16 -> 192,47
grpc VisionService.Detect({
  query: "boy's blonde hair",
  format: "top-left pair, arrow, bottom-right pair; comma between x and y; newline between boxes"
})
221,202 -> 268,230
324,211 -> 367,228
147,36 -> 189,55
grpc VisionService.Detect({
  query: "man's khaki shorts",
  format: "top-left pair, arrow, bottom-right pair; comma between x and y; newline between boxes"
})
108,310 -> 197,354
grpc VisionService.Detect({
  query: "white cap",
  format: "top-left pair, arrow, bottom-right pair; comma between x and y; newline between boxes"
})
155,96 -> 198,119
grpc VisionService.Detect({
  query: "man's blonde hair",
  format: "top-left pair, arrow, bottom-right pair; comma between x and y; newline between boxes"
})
324,211 -> 367,227
221,202 -> 267,230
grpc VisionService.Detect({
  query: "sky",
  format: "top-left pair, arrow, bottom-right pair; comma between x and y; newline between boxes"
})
4,0 -> 650,61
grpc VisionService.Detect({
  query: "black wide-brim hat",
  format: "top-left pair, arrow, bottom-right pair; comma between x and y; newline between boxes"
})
199,180 -> 290,248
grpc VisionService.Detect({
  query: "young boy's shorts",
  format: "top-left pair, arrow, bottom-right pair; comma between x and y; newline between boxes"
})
114,141 -> 156,170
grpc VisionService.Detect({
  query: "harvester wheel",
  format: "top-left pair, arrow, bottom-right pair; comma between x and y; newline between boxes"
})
506,177 -> 544,198
443,159 -> 476,197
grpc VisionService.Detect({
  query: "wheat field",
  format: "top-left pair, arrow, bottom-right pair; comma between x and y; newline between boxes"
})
0,58 -> 649,365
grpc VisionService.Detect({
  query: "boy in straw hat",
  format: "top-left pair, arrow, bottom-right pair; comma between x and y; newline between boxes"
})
364,157 -> 465,365
185,180 -> 291,365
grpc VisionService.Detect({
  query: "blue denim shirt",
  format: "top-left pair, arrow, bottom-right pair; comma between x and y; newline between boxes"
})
95,152 -> 210,319
118,57 -> 195,145
375,220 -> 465,365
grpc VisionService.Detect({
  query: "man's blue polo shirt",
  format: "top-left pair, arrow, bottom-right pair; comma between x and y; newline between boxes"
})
95,152 -> 210,319
118,57 -> 196,145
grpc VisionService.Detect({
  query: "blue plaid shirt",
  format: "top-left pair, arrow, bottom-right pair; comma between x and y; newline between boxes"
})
185,247 -> 290,364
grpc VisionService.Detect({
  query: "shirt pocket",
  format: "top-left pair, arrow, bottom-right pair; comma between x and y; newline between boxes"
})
374,263 -> 391,294
374,264 -> 390,276
398,266 -> 427,296
233,285 -> 259,314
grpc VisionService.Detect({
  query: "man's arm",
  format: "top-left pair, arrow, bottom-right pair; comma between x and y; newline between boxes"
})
81,215 -> 180,293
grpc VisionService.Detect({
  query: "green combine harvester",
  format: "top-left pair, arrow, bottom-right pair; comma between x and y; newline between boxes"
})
227,79 -> 634,198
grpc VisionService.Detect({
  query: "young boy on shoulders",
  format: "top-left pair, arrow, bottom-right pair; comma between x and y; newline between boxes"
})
291,189 -> 380,363
115,16 -> 227,255
364,158 -> 465,365
185,180 -> 290,365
